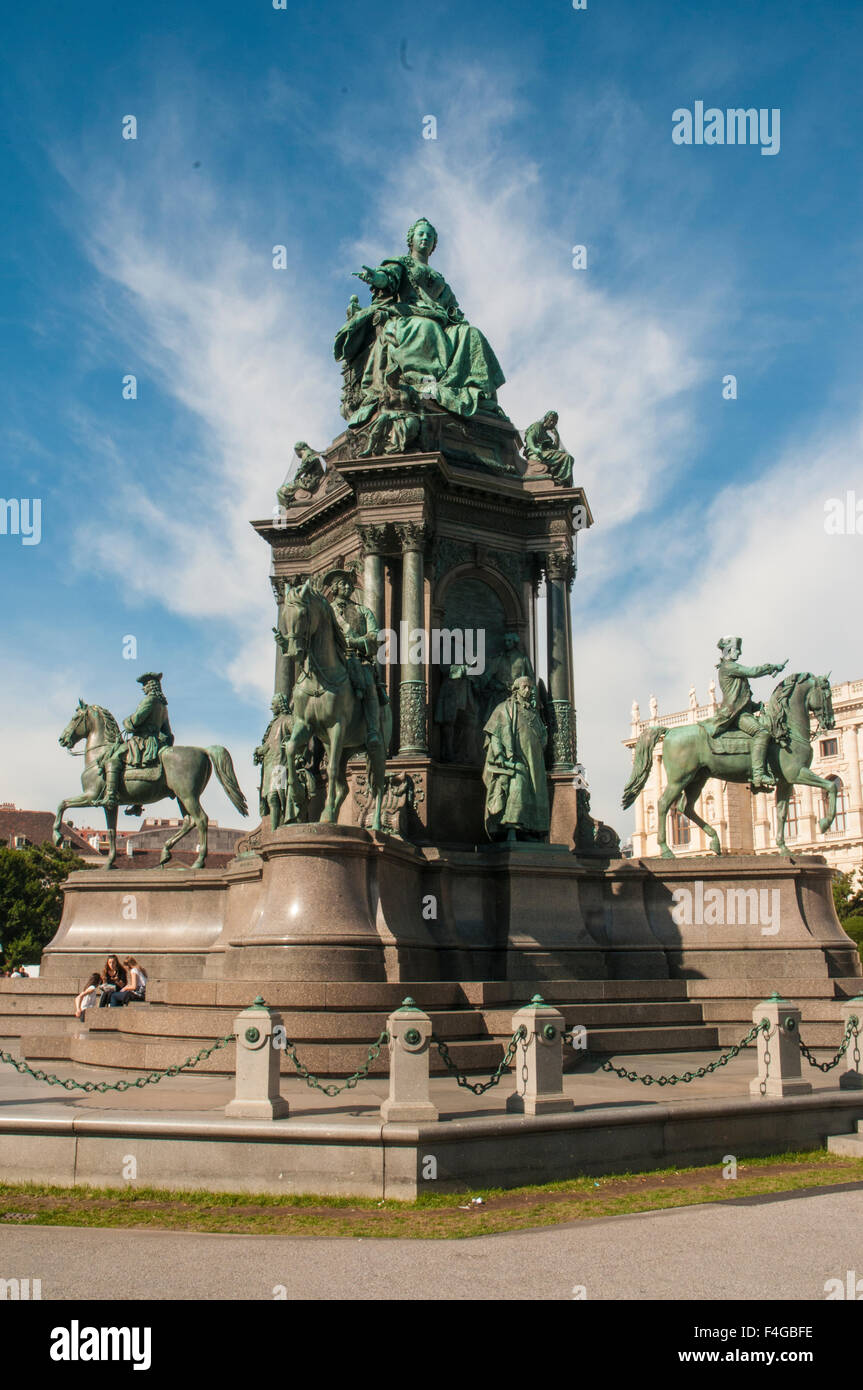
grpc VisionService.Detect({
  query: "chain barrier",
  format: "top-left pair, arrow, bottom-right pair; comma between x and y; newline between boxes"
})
569,1020 -> 772,1089
432,1026 -> 526,1096
0,1035 -> 234,1093
798,1016 -> 860,1073
282,1032 -> 389,1097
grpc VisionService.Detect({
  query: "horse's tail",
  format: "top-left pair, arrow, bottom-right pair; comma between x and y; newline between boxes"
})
622,727 -> 667,809
207,747 -> 249,818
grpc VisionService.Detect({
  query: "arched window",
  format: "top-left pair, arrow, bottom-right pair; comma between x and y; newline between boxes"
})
670,807 -> 691,846
784,795 -> 799,840
821,776 -> 847,835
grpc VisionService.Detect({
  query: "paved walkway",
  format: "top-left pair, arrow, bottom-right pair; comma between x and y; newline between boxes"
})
3,1188 -> 861,1299
0,1036 -> 844,1124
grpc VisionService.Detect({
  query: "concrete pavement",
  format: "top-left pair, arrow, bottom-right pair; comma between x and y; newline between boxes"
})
2,1188 -> 862,1300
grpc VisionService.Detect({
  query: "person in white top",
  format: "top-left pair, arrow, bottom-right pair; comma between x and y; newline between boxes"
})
74,972 -> 102,1020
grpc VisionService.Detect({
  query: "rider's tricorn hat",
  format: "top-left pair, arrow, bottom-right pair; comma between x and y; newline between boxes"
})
323,568 -> 358,593
137,672 -> 164,685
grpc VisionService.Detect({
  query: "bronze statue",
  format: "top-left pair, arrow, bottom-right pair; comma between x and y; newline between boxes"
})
96,672 -> 174,809
55,685 -> 247,869
713,635 -> 787,790
523,411 -> 574,486
482,676 -> 549,841
277,442 -> 325,511
274,580 -> 392,828
254,693 -> 293,829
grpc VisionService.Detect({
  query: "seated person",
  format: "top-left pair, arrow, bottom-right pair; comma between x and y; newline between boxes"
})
74,972 -> 102,1021
108,957 -> 148,1007
98,954 -> 128,1007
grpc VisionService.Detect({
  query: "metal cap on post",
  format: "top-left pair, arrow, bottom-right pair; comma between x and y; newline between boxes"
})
749,992 -> 811,1098
381,998 -> 438,1123
839,995 -> 863,1091
506,994 -> 574,1116
225,996 -> 290,1120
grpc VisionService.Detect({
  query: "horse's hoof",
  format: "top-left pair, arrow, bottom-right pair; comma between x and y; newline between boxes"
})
660,848 -> 675,859
193,858 -> 205,870
778,845 -> 791,857
818,818 -> 831,833
711,843 -> 722,856
106,863 -> 117,871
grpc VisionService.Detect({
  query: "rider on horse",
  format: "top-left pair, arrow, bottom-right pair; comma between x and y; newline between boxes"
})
714,637 -> 787,791
324,569 -> 384,749
96,672 -> 175,808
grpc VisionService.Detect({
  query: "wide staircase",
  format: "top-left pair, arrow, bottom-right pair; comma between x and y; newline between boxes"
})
2,974 -> 860,1077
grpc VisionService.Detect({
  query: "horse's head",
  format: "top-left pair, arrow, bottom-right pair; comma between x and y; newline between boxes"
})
59,699 -> 90,749
808,674 -> 835,733
281,580 -> 315,659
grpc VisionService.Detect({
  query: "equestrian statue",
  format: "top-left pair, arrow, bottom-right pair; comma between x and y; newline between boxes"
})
274,573 -> 392,830
623,636 -> 838,857
54,672 -> 248,869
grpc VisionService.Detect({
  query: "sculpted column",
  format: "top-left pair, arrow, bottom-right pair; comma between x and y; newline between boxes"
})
396,522 -> 429,756
544,552 -> 576,770
358,525 -> 387,632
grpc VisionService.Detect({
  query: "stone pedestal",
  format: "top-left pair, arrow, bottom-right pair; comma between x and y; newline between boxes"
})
381,999 -> 438,1123
226,1000 -> 289,1119
506,996 -> 573,1115
749,994 -> 812,1098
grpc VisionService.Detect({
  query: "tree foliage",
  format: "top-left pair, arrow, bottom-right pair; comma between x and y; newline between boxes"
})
0,843 -> 87,967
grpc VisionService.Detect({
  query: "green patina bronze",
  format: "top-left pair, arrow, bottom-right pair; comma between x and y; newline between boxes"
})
482,676 -> 550,842
523,411 -> 574,486
623,642 -> 838,857
54,682 -> 248,869
334,217 -> 506,425
253,693 -> 314,829
274,577 -> 392,829
277,442 -> 325,511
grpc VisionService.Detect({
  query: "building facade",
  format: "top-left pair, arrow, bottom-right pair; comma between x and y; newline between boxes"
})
624,678 -> 863,875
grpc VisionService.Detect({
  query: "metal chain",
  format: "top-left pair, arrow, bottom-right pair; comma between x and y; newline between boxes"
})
760,1022 -> 772,1097
598,1020 -> 770,1088
433,1026 -> 526,1096
0,1035 -> 234,1093
283,1031 -> 389,1097
798,1017 -> 860,1073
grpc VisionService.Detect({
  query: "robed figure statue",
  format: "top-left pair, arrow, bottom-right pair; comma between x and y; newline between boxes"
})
482,676 -> 550,842
334,217 -> 506,424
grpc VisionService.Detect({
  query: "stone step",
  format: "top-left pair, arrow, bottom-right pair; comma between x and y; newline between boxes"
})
683,978 -> 858,999
574,1024 -> 720,1053
146,978 -> 694,1009
85,1005 -> 484,1042
714,1021 -> 853,1047
701,1000 -> 848,1023
0,1015 -> 85,1037
21,1031 -> 503,1077
827,1133 -> 863,1157
0,979 -> 80,997
483,1002 -> 706,1031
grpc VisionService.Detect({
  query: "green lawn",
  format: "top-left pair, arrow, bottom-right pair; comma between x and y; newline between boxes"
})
1,1150 -> 861,1238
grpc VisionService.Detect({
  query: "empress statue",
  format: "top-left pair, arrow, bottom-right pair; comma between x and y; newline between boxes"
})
334,217 -> 507,424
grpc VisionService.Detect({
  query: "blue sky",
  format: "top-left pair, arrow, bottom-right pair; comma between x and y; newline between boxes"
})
2,0 -> 862,831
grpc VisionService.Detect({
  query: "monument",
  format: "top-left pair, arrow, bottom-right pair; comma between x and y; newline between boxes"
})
35,217 -> 859,1071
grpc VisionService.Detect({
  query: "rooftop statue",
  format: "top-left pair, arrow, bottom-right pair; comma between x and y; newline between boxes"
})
623,638 -> 839,857
523,411 -> 574,486
334,217 -> 507,425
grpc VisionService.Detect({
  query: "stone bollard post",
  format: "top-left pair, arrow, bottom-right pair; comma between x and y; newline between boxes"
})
225,996 -> 290,1120
839,995 -> 863,1091
749,992 -> 811,1098
381,998 -> 438,1123
506,995 -> 574,1116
